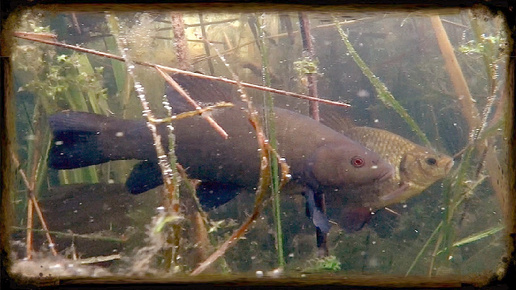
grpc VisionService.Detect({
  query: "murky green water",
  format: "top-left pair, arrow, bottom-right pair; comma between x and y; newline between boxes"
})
6,7 -> 511,282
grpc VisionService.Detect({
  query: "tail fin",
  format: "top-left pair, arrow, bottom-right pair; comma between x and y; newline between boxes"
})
48,111 -> 110,169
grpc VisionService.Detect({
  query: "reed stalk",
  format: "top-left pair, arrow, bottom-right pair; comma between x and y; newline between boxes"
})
170,13 -> 190,71
12,152 -> 58,257
190,34 -> 290,276
255,13 -> 285,268
198,13 -> 215,75
427,14 -> 509,276
298,12 -> 320,121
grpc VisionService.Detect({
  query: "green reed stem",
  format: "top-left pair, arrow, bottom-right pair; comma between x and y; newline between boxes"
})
452,225 -> 504,248
334,18 -> 431,147
256,14 -> 285,268
405,221 -> 443,276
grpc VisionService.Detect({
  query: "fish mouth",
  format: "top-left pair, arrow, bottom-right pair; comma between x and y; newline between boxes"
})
445,158 -> 455,173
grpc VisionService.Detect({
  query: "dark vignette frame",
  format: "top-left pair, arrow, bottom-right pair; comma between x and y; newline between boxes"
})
1,0 -> 515,288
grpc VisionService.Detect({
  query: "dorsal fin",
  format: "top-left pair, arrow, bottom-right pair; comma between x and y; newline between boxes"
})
169,74 -> 239,103
319,108 -> 355,135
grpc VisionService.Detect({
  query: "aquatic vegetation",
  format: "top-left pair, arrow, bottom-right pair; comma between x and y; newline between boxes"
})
5,8 -> 511,284
303,255 -> 342,273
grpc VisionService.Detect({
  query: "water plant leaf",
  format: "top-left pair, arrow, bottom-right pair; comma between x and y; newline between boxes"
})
334,17 -> 431,147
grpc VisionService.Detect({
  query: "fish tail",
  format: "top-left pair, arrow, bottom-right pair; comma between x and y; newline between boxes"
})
48,111 -> 110,169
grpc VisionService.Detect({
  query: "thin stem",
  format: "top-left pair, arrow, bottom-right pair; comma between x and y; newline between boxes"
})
405,221 -> 443,276
334,17 -> 431,147
170,12 -> 190,71
13,32 -> 350,108
190,33 -> 290,276
256,14 -> 285,268
198,13 -> 215,75
299,12 -> 320,121
107,13 -> 182,272
12,152 -> 58,257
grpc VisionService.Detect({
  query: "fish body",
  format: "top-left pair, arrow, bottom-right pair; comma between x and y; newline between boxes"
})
48,75 -> 395,234
321,118 -> 454,231
344,126 -> 454,208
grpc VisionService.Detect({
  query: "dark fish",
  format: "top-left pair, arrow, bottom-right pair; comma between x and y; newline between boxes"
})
48,75 -> 395,235
30,183 -> 160,258
39,183 -> 157,234
321,116 -> 454,232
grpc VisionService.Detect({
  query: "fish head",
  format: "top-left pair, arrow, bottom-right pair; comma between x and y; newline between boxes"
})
373,149 -> 455,207
399,150 -> 454,188
310,142 -> 395,188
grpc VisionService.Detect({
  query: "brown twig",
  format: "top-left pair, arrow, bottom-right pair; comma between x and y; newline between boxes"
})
430,16 -> 480,131
190,36 -> 290,276
155,66 -> 230,139
191,18 -> 371,65
11,152 -> 58,257
298,12 -> 320,121
198,13 -> 215,75
190,190 -> 268,276
299,12 -> 329,257
107,13 -> 182,270
26,198 -> 34,259
158,65 -> 350,107
176,164 -> 212,265
170,13 -> 190,71
13,32 -> 350,108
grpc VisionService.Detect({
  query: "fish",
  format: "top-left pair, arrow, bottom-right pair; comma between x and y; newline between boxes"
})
24,183 -> 160,258
320,116 -> 454,232
48,74 -> 395,238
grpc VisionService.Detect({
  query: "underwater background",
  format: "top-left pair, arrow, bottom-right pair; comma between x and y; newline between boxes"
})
7,8 -> 511,279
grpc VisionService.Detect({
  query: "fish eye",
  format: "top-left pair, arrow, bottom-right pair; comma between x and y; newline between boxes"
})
426,157 -> 437,165
351,156 -> 365,168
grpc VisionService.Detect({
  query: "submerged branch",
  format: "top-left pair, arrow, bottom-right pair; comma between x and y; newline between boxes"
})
11,152 -> 58,257
148,102 -> 234,124
155,67 -> 230,139
170,13 -> 190,71
190,35 -> 290,276
299,12 -> 320,121
107,13 -> 182,272
430,16 -> 481,132
14,32 -> 350,108
11,226 -> 127,243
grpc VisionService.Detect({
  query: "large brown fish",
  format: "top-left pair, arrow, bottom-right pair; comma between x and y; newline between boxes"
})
48,75 -> 394,236
321,117 -> 454,232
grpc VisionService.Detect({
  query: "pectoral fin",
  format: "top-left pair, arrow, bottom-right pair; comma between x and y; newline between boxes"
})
126,161 -> 241,210
304,188 -> 331,234
196,182 -> 241,210
126,161 -> 163,194
379,183 -> 410,202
